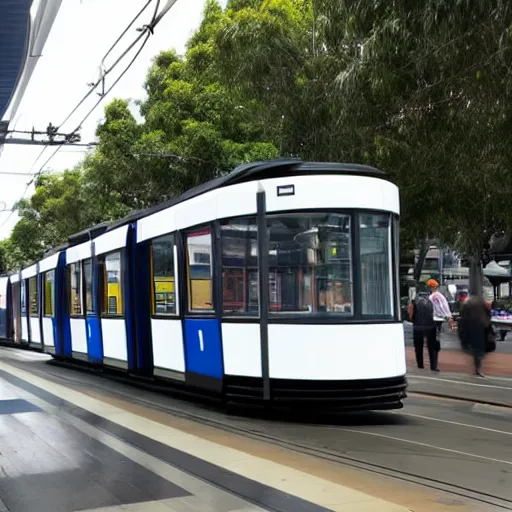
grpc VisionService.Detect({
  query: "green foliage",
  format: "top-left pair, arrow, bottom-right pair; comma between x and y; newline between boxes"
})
3,170 -> 93,270
1,0 -> 278,270
5,0 -> 512,277
326,0 -> 512,258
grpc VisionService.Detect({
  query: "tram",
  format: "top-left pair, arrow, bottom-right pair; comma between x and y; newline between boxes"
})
0,159 -> 407,410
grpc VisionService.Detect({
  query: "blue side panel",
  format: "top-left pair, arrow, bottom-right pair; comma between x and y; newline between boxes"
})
124,226 -> 136,371
86,253 -> 103,364
52,317 -> 57,346
55,252 -> 71,357
37,273 -> 43,344
86,316 -> 102,363
0,308 -> 6,338
5,281 -> 12,339
132,241 -> 152,375
184,319 -> 223,379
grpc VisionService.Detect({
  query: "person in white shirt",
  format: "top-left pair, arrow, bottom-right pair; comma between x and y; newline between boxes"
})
427,279 -> 454,335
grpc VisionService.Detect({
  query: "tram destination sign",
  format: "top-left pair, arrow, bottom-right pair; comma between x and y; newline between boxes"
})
277,184 -> 295,197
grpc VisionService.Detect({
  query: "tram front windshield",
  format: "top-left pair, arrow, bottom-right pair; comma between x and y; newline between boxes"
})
221,211 -> 395,318
267,212 -> 393,317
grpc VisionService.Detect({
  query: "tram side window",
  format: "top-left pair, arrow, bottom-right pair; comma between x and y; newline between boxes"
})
151,234 -> 176,315
29,276 -> 38,317
102,252 -> 123,316
186,228 -> 213,312
393,216 -> 400,319
68,263 -> 82,316
21,282 -> 26,314
267,213 -> 353,315
221,217 -> 258,316
83,259 -> 94,313
359,213 -> 393,316
44,271 -> 55,317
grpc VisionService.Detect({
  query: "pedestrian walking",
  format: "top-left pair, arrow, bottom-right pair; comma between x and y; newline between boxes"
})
458,298 -> 496,377
427,279 -> 454,336
408,291 -> 439,372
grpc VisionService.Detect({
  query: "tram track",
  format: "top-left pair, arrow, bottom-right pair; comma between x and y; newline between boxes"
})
4,350 -> 512,511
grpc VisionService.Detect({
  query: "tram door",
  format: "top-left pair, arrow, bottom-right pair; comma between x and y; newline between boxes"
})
83,259 -> 103,363
183,228 -> 223,390
12,282 -> 21,343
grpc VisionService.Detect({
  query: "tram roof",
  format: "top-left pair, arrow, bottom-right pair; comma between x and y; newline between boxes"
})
102,159 -> 385,235
67,220 -> 112,246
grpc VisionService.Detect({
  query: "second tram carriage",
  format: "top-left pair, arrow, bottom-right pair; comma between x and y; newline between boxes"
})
0,159 -> 407,410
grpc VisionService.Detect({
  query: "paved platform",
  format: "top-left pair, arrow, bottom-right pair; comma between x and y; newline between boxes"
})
404,321 -> 512,377
4,349 -> 512,511
0,354 -> 409,512
406,346 -> 512,376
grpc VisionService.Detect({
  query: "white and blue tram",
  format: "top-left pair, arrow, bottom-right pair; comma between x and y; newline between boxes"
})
0,160 -> 407,410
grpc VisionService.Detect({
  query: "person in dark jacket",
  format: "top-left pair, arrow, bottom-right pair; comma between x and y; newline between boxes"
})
458,298 -> 492,377
408,292 -> 439,371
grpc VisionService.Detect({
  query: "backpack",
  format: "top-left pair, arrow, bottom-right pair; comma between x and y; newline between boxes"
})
413,296 -> 435,327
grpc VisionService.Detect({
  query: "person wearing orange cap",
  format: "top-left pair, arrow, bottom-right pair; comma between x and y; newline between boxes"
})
427,279 -> 454,331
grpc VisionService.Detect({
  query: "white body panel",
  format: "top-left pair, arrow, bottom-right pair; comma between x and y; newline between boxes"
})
10,273 -> 20,284
21,264 -> 38,279
260,175 -> 399,215
29,318 -> 41,344
101,319 -> 127,362
151,319 -> 185,373
137,205 -> 176,243
21,316 -> 29,342
42,317 -> 55,347
39,253 -> 60,273
174,192 -> 218,231
66,241 -> 91,265
94,225 -> 129,256
267,323 -> 405,380
222,323 -> 262,377
70,317 -> 87,354
137,175 -> 399,242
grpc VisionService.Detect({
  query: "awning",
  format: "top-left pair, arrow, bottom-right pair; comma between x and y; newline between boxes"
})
0,0 -> 62,146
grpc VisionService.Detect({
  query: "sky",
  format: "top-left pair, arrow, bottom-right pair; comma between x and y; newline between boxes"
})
0,0 -> 227,240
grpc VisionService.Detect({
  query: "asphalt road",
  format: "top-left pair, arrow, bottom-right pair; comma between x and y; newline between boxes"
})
3,348 -> 512,511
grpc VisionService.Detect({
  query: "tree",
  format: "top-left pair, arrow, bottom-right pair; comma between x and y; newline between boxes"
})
3,0 -> 280,269
316,0 -> 512,291
0,240 -> 12,274
3,170 -> 93,270
139,0 -> 279,193
80,0 -> 279,215
215,0 -> 512,291
9,0 -> 512,291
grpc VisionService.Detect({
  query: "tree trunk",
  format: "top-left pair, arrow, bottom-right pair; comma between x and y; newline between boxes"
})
413,238 -> 429,284
469,254 -> 483,298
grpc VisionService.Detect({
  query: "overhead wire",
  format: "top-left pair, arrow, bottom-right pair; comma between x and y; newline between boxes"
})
23,0 -> 159,175
69,0 -> 161,134
26,33 -> 152,190
0,0 -> 167,231
70,32 -> 152,135
56,0 -> 158,132
100,0 -> 154,71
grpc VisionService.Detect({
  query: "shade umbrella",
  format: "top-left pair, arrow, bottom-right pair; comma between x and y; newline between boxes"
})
483,261 -> 512,300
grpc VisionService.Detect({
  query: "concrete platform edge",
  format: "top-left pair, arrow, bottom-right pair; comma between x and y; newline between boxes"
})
0,365 -> 334,512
